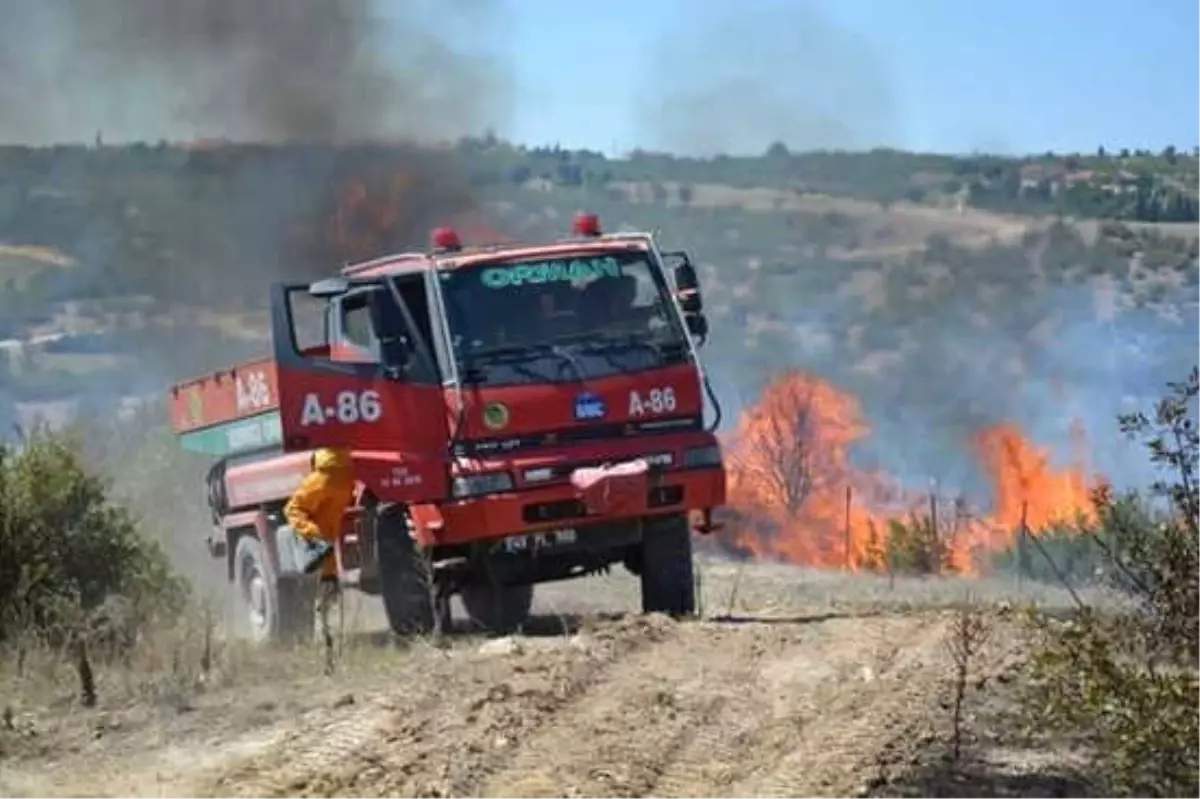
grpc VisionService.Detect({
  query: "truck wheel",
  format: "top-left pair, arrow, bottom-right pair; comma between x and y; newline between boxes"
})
460,581 -> 534,635
376,506 -> 435,636
233,534 -> 315,645
639,514 -> 696,617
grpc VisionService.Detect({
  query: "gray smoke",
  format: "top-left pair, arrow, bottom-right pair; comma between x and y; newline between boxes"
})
637,3 -> 900,156
0,0 -> 511,143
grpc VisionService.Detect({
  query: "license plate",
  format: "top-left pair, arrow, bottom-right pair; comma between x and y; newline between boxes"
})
502,528 -> 577,553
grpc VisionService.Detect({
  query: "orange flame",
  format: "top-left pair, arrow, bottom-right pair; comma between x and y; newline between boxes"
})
724,370 -> 1104,575
327,174 -> 510,262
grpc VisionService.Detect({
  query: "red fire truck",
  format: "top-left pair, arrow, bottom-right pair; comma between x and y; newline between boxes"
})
168,213 -> 726,642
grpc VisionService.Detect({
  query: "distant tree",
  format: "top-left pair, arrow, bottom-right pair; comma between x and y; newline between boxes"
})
1097,145 -> 1107,158
677,183 -> 694,205
765,141 -> 790,159
555,162 -> 583,186
1163,145 -> 1178,165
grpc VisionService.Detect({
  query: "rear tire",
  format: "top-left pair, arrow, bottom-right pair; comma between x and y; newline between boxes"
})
376,506 -> 435,636
639,514 -> 696,617
460,581 -> 534,635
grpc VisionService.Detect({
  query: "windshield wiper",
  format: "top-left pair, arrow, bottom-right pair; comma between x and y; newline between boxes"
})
462,344 -> 550,384
550,344 -> 586,382
462,343 -> 584,384
564,331 -> 686,366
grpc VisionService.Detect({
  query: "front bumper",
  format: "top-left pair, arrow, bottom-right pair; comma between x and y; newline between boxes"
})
409,465 -> 725,547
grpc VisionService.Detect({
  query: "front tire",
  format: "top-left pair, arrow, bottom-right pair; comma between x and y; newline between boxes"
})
376,506 -> 435,636
639,514 -> 696,617
460,581 -> 534,635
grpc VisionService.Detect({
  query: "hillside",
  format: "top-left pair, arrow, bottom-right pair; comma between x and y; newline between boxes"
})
0,142 -> 1196,799
2,141 -> 1195,497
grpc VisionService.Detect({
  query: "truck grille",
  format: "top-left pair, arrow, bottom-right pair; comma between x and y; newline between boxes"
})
521,484 -> 684,524
458,415 -> 701,458
648,485 -> 684,508
523,499 -> 588,524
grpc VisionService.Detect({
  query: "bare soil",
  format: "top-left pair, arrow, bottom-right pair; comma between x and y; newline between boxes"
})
0,560 -> 1104,798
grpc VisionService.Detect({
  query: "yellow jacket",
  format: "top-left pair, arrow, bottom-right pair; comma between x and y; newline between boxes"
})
284,448 -> 356,579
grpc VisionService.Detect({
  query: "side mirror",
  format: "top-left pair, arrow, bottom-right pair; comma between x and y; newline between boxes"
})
678,290 -> 703,315
673,261 -> 699,293
685,312 -> 709,345
366,287 -> 413,368
309,277 -> 350,299
665,251 -> 704,314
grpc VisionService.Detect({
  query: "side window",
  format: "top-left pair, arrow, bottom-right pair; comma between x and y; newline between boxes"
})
392,274 -> 441,384
331,275 -> 443,383
628,259 -> 661,308
341,294 -> 376,351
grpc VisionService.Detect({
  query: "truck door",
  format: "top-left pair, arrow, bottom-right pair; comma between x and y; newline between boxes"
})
268,276 -> 449,505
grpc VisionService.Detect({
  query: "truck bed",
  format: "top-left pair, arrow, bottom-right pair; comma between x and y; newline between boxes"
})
169,356 -> 284,456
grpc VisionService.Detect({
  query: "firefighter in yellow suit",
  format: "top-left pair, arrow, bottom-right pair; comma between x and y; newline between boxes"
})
284,447 -> 356,645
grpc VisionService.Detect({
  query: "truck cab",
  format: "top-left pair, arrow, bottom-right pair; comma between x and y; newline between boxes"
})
174,213 -> 726,640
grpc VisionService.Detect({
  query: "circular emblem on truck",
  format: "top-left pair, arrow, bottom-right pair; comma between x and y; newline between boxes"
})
482,402 -> 510,431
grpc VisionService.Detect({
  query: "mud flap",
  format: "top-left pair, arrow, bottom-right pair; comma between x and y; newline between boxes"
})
357,500 -> 381,593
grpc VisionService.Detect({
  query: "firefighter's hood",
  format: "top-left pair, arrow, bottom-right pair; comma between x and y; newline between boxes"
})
313,447 -> 353,474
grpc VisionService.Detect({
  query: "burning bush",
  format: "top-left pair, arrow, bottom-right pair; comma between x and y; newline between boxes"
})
722,369 -> 1103,575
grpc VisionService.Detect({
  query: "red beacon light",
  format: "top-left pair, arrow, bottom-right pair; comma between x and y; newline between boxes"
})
572,212 -> 602,237
430,226 -> 462,252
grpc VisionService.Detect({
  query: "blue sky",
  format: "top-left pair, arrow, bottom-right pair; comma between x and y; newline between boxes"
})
494,0 -> 1199,155
4,0 -> 1195,155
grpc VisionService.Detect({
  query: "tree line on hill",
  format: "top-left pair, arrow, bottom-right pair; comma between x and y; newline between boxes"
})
2,138 -> 1196,238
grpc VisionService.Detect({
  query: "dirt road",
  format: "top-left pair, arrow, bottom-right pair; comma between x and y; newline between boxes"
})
1,564 -> 1086,798
1,614 -> 976,797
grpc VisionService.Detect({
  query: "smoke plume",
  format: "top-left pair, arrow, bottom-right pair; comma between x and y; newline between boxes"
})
636,3 -> 901,156
0,0 -> 511,144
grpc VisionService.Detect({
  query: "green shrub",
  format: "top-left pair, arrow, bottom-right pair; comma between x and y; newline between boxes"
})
859,511 -> 950,576
991,520 -> 1107,585
885,514 -> 943,575
0,427 -> 187,642
1023,367 -> 1198,797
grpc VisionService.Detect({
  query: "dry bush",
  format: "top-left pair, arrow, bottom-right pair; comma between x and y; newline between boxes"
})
945,599 -> 991,761
1022,367 -> 1199,797
0,593 -> 411,742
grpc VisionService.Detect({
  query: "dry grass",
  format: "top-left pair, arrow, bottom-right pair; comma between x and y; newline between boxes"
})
614,180 -> 1034,252
0,561 -> 1118,798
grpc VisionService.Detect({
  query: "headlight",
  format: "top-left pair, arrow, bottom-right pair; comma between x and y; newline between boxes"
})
452,471 -> 514,498
523,466 -> 554,483
683,444 -> 722,468
643,452 -> 674,468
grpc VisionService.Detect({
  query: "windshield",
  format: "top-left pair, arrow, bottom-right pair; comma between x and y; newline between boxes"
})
438,249 -> 690,385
